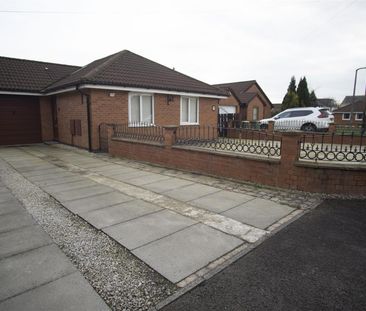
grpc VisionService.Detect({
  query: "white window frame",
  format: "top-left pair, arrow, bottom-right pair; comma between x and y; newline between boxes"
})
128,92 -> 154,126
355,112 -> 363,121
180,96 -> 199,125
252,107 -> 259,121
342,113 -> 351,121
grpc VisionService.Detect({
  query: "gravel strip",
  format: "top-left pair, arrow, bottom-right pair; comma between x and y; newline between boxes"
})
0,158 -> 177,311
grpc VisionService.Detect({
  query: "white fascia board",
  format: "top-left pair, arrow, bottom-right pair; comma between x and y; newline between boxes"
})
0,90 -> 43,96
45,87 -> 77,95
0,86 -> 77,97
78,84 -> 227,99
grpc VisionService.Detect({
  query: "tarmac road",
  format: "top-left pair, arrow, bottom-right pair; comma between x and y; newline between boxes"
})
162,199 -> 366,311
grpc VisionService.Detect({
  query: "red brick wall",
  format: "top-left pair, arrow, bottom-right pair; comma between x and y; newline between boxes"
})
55,92 -> 89,149
246,84 -> 272,119
218,94 -> 240,112
334,113 -> 363,125
109,131 -> 366,195
39,97 -> 54,141
89,90 -> 219,150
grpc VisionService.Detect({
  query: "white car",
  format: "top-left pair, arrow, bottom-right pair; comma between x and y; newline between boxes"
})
259,107 -> 334,131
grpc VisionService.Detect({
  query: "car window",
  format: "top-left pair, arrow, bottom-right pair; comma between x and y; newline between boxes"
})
319,109 -> 330,117
276,111 -> 292,119
289,110 -> 313,117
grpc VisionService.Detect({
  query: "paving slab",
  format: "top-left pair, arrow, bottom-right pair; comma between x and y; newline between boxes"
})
28,171 -> 75,182
0,225 -> 52,259
222,198 -> 295,229
0,210 -> 34,233
164,183 -> 221,202
0,201 -> 21,215
0,244 -> 76,301
0,192 -> 15,204
189,190 -> 255,213
63,191 -> 134,214
53,185 -> 113,202
104,210 -> 197,250
80,199 -> 162,229
22,167 -> 64,177
42,180 -> 97,194
35,175 -> 85,187
77,161 -> 112,169
111,170 -> 150,182
101,166 -> 141,177
0,187 -> 9,194
134,177 -> 194,194
0,272 -> 110,311
133,223 -> 243,283
17,165 -> 57,173
127,173 -> 171,186
91,164 -> 123,173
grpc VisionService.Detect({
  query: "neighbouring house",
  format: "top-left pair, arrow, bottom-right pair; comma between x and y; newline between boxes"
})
315,98 -> 338,111
0,50 -> 227,149
333,96 -> 366,125
213,80 -> 273,122
271,103 -> 282,115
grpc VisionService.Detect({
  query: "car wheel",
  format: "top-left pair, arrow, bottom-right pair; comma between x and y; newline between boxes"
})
301,123 -> 317,132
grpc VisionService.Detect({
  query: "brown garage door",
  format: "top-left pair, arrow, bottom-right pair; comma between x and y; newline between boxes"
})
0,95 -> 41,145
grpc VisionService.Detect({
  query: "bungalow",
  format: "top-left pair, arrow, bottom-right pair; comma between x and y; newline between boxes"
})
333,96 -> 366,125
213,80 -> 273,122
0,50 -> 227,150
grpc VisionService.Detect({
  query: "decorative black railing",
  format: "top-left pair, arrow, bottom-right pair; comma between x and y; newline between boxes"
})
272,120 -> 330,132
299,132 -> 366,162
175,126 -> 282,158
113,123 -> 164,144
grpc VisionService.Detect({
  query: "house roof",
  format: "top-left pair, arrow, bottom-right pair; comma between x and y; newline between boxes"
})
340,95 -> 365,107
44,50 -> 227,96
333,99 -> 366,113
213,80 -> 272,106
0,56 -> 80,93
315,98 -> 337,108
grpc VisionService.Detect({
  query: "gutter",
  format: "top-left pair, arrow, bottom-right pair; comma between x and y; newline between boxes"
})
76,86 -> 93,152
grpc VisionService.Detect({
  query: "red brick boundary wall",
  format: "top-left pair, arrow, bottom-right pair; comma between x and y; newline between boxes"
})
108,126 -> 366,195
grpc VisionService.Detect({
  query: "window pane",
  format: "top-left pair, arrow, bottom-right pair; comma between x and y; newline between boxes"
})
130,95 -> 140,123
141,95 -> 153,124
189,98 -> 198,123
253,107 -> 258,120
181,97 -> 189,122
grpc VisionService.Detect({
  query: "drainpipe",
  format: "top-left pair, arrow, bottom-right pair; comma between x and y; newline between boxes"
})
77,86 -> 93,152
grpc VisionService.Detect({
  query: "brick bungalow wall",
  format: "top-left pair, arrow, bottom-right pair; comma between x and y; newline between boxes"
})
246,84 -> 272,120
39,97 -> 54,141
334,113 -> 363,126
55,91 -> 89,149
109,129 -> 366,195
37,89 -> 220,150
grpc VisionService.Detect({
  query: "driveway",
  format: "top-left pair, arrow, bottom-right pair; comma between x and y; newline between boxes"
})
0,144 -> 317,287
161,199 -> 366,311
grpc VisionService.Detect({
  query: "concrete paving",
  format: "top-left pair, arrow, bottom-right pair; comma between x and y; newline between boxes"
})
0,144 -> 300,285
222,198 -> 295,229
0,184 -> 110,310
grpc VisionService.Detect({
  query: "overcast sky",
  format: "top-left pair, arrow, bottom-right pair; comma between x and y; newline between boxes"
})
0,0 -> 365,103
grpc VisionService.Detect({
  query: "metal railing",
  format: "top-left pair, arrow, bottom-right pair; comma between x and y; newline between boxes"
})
175,126 -> 282,158
113,123 -> 164,144
299,132 -> 366,162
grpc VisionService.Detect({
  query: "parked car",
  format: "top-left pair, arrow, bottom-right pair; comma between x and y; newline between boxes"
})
259,107 -> 334,131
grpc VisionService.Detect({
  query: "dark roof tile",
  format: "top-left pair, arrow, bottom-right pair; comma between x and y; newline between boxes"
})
0,56 -> 80,92
45,50 -> 226,96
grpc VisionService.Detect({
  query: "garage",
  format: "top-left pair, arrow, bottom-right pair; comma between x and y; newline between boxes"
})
0,95 -> 42,145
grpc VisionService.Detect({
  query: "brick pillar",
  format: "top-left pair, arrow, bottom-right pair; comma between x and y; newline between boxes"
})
163,125 -> 178,147
267,121 -> 275,133
328,122 -> 336,134
278,131 -> 303,189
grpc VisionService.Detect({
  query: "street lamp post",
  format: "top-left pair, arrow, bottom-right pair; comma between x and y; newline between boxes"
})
350,66 -> 366,125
